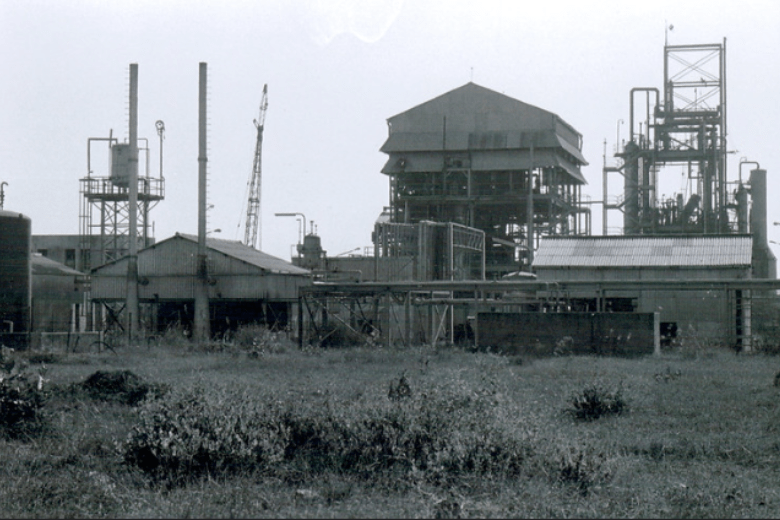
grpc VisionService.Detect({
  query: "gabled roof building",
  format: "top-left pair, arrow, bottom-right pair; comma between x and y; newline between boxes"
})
90,233 -> 311,337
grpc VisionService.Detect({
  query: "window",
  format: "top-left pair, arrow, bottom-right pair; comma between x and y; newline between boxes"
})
65,249 -> 76,268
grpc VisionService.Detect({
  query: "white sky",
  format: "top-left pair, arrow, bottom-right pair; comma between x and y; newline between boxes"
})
1,0 -> 779,261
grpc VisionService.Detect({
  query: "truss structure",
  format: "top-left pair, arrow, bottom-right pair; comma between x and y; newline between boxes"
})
79,140 -> 164,271
604,40 -> 734,235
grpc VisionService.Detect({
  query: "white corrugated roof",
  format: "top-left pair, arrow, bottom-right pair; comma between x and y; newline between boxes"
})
533,235 -> 753,268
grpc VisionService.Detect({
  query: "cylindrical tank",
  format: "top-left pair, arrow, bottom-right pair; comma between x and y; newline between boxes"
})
736,183 -> 749,233
110,143 -> 131,188
749,168 -> 777,279
297,234 -> 324,270
301,234 -> 322,259
0,210 -> 32,345
623,141 -> 640,234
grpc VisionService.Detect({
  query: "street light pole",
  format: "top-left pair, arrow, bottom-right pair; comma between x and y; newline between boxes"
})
274,212 -> 307,242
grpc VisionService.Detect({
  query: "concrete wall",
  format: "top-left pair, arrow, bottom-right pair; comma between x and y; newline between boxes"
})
476,311 -> 659,357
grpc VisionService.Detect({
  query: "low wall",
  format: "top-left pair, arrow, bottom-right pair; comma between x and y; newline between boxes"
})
476,312 -> 659,357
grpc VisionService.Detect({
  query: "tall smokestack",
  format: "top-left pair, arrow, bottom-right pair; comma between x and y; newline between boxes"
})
194,62 -> 210,342
126,63 -> 140,340
749,168 -> 777,279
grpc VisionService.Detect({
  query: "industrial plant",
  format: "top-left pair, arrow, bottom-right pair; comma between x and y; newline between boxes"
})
2,39 -> 779,355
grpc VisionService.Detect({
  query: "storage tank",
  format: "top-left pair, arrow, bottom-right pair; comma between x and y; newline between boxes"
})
0,210 -> 32,347
110,142 -> 132,188
297,234 -> 324,270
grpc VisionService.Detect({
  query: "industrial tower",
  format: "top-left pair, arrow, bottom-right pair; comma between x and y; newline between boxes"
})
602,38 -> 775,278
379,82 -> 590,279
79,129 -> 165,272
244,84 -> 268,250
604,41 -> 731,235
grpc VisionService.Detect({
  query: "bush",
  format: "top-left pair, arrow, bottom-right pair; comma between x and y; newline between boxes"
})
122,373 -> 534,486
232,325 -> 295,355
313,322 -> 370,349
552,441 -> 615,495
0,349 -> 49,439
568,380 -> 627,421
123,383 -> 289,483
79,370 -> 166,406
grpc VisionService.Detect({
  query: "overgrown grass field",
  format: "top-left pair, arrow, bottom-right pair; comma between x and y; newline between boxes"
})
1,329 -> 780,518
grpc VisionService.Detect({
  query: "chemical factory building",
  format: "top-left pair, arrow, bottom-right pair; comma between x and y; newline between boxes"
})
90,233 -> 311,336
532,235 -> 753,346
380,82 -> 589,278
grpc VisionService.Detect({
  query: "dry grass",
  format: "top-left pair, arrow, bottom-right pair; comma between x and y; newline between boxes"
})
0,334 -> 779,518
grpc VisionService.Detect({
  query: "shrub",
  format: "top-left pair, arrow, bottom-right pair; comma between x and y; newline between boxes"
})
568,380 -> 627,421
552,441 -> 615,495
313,322 -> 368,348
122,373 -> 534,486
387,373 -> 412,401
0,350 -> 49,439
79,370 -> 166,406
123,383 -> 289,484
232,325 -> 295,355
21,351 -> 63,365
753,335 -> 780,356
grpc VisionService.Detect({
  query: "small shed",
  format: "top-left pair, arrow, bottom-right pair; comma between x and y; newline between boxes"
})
532,235 -> 753,345
90,233 -> 311,336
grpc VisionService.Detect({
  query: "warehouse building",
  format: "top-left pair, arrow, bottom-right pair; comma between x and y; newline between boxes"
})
532,235 -> 754,347
89,233 -> 311,337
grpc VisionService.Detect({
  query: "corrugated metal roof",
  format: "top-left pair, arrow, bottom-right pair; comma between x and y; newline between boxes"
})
386,82 -> 574,134
533,235 -> 753,268
380,83 -> 587,185
177,234 -> 310,275
556,134 -> 588,165
382,83 -> 584,155
32,254 -> 84,276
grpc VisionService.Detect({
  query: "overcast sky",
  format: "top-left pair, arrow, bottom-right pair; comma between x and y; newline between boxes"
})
2,0 -> 779,261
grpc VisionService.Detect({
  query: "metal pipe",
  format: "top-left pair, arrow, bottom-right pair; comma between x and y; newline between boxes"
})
126,63 -> 140,340
86,136 -> 118,178
526,138 -> 535,268
156,120 -> 165,180
629,88 -> 659,143
275,212 -> 307,242
739,158 -> 759,185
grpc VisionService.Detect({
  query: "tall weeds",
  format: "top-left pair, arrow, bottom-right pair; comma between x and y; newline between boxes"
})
123,372 -> 537,486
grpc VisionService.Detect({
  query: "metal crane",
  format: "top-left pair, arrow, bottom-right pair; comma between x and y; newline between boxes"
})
244,84 -> 268,249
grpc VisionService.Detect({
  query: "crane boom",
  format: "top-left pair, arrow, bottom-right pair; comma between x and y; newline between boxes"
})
244,84 -> 268,249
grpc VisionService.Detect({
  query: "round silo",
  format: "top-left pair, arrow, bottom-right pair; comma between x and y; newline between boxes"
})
0,209 -> 32,344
